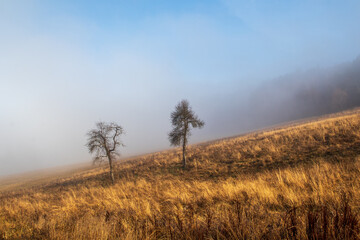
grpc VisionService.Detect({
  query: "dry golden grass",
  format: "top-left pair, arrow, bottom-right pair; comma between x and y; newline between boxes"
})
1,109 -> 360,239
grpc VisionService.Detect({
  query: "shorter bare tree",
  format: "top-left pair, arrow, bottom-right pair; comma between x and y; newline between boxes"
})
169,100 -> 204,169
86,122 -> 124,183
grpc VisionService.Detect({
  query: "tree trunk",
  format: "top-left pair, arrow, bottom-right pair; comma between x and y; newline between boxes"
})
182,140 -> 186,169
108,156 -> 115,184
182,124 -> 188,169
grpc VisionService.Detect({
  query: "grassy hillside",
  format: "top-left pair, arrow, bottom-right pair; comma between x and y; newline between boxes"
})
1,109 -> 360,239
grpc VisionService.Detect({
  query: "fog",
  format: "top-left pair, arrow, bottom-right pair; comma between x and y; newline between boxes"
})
223,56 -> 360,133
1,1 -> 360,176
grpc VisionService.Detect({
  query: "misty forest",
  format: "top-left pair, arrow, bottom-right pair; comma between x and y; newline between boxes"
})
1,1 -> 360,240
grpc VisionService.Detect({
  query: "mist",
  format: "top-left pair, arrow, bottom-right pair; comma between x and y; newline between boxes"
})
1,1 -> 360,176
221,56 -> 360,135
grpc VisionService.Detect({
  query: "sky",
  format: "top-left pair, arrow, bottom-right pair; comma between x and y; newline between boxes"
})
1,0 -> 360,176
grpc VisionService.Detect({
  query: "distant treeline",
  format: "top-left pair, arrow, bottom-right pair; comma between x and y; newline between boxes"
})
248,56 -> 360,127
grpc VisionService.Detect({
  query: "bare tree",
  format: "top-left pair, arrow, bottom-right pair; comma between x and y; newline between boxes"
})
169,100 -> 204,169
86,122 -> 124,183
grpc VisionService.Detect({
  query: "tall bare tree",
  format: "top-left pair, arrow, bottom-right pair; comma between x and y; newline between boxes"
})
169,100 -> 204,169
86,122 -> 124,183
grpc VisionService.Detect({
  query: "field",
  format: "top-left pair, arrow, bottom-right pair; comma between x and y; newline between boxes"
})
1,109 -> 360,239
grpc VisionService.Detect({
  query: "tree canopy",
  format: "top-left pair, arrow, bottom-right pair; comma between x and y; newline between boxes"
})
86,122 -> 124,183
169,100 -> 204,168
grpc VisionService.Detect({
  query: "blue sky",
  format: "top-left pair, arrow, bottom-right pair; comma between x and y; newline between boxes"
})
1,0 -> 360,175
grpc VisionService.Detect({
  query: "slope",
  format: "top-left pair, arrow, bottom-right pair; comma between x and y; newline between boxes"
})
0,108 -> 360,239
